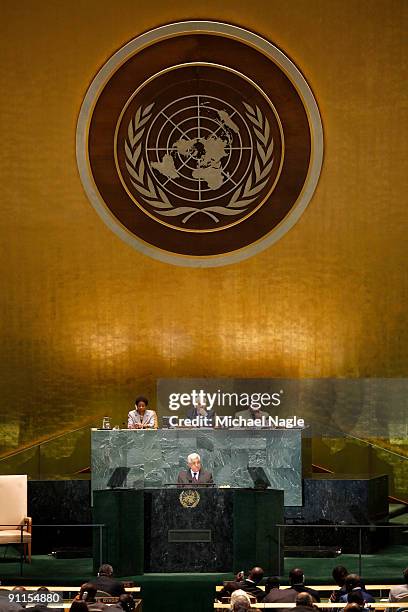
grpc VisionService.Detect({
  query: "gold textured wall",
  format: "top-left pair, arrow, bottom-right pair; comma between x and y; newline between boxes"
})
0,1 -> 407,457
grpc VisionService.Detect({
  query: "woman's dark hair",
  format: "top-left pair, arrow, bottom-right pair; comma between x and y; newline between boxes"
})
135,396 -> 148,407
344,575 -> 361,592
78,583 -> 97,602
347,591 -> 364,606
265,576 -> 280,594
332,566 -> 348,586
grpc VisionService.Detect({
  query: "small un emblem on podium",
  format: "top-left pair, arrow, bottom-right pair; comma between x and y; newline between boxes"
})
179,489 -> 200,508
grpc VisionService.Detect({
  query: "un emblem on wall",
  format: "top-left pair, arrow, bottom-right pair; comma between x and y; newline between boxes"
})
77,22 -> 323,266
117,66 -> 282,231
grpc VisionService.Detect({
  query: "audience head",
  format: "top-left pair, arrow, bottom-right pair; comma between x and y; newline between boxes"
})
10,586 -> 27,609
344,604 -> 363,612
248,566 -> 264,584
265,576 -> 280,594
347,590 -> 365,606
233,603 -> 250,612
117,594 -> 135,612
98,563 -> 114,577
344,574 -> 362,592
403,568 -> 408,584
296,592 -> 314,608
231,591 -> 251,611
36,588 -> 50,606
230,590 -> 251,604
289,568 -> 305,586
332,565 -> 349,587
78,583 -> 97,602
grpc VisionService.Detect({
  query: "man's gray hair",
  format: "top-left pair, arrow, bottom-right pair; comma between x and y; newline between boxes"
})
295,592 -> 313,608
230,590 -> 251,610
98,563 -> 114,576
232,595 -> 251,611
187,452 -> 201,464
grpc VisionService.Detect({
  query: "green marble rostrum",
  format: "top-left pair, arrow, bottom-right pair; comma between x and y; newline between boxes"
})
91,428 -> 304,506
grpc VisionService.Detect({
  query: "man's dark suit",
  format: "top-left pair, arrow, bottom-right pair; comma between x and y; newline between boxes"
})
264,585 -> 320,606
217,579 -> 263,603
263,587 -> 298,604
91,575 -> 125,596
339,588 -> 375,604
292,585 -> 320,603
237,579 -> 264,603
177,469 -> 213,486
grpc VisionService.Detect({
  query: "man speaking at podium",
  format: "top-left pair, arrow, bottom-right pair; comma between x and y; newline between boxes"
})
177,452 -> 214,486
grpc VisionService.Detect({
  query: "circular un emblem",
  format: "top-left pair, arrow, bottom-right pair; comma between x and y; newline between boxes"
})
179,489 -> 200,508
77,22 -> 323,267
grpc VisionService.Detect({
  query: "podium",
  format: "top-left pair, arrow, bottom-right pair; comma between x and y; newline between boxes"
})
93,488 -> 283,575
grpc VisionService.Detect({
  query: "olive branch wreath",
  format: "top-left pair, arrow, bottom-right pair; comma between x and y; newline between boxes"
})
124,102 -> 274,224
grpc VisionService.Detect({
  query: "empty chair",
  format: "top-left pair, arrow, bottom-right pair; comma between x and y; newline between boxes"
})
0,474 -> 32,562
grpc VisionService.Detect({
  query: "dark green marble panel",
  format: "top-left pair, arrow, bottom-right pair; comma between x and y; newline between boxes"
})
91,428 -> 304,505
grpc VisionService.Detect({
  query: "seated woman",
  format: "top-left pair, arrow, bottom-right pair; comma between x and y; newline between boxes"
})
127,396 -> 157,429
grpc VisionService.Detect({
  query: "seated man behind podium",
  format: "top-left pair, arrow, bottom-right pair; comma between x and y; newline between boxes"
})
186,398 -> 216,425
127,396 -> 157,429
234,404 -> 270,424
177,452 -> 213,486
